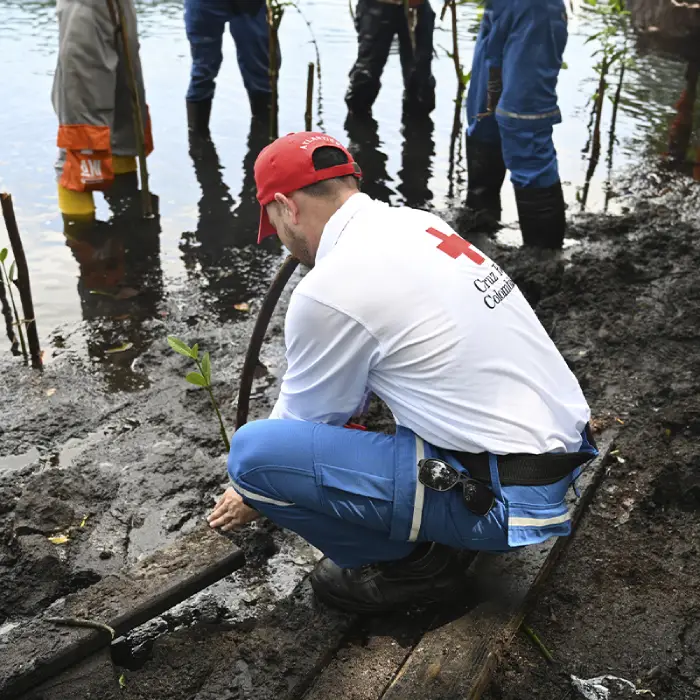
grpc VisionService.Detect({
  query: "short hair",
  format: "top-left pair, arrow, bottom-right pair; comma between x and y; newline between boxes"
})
300,146 -> 361,197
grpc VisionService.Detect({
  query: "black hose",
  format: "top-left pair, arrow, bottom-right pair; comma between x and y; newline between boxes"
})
235,255 -> 299,429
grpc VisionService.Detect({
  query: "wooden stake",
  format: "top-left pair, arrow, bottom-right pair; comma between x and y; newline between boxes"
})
267,1 -> 281,141
106,0 -> 153,217
305,62 -> 315,131
1,194 -> 41,369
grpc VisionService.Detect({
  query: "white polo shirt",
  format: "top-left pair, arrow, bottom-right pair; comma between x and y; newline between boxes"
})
269,193 -> 590,455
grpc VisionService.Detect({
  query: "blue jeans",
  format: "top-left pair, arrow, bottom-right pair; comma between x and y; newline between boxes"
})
184,0 -> 272,102
466,0 -> 568,188
227,419 -> 595,568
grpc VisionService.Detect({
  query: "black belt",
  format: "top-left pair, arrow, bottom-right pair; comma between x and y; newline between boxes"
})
450,425 -> 597,487
451,449 -> 594,486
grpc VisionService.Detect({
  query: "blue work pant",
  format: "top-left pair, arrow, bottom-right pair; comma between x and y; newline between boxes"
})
466,0 -> 568,188
184,0 -> 272,102
228,419 -> 593,569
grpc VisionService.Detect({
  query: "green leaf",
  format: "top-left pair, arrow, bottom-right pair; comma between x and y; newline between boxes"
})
191,343 -> 199,360
8,261 -> 15,282
185,372 -> 207,387
561,61 -> 568,70
201,352 -> 211,385
119,673 -> 127,689
0,248 -> 6,263
167,335 -> 193,358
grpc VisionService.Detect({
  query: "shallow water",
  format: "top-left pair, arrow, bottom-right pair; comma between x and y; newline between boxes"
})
0,0 -> 698,367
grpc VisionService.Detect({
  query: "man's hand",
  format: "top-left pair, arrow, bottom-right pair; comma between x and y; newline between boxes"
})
208,487 -> 260,532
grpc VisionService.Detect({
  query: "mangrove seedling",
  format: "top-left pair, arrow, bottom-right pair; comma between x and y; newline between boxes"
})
167,336 -> 230,451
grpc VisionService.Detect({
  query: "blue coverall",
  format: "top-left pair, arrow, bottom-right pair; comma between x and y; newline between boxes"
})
228,420 -> 596,569
184,0 -> 272,103
465,0 -> 568,246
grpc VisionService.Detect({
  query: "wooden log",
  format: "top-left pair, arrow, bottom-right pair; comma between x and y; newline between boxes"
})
380,430 -> 617,700
0,525 -> 244,700
0,193 -> 41,368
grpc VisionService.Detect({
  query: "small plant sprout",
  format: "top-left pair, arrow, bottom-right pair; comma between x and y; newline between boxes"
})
0,247 -> 27,361
167,336 -> 230,451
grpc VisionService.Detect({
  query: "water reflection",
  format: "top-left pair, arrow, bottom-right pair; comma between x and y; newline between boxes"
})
63,207 -> 163,392
344,111 -> 435,210
345,114 -> 394,202
665,60 -> 700,179
398,113 -> 435,210
2,0 -> 700,363
180,121 -> 280,322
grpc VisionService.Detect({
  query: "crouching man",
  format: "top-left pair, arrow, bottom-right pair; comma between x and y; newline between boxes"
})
208,132 -> 597,613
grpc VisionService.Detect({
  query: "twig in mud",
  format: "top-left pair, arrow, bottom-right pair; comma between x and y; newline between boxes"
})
45,616 -> 116,640
522,622 -> 555,664
105,0 -> 153,218
1,193 -> 40,367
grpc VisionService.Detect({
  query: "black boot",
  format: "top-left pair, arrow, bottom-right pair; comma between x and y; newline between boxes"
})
186,98 -> 212,138
465,137 -> 506,231
514,181 -> 566,249
310,543 -> 468,614
248,91 -> 273,122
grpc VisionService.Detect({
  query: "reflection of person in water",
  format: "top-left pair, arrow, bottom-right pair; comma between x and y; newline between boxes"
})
181,123 -> 280,319
344,114 -> 393,203
344,113 -> 434,209
666,60 -> 700,180
63,213 -> 164,392
398,115 -> 434,210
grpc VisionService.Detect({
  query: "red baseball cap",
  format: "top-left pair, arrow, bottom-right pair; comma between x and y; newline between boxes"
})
254,132 -> 362,244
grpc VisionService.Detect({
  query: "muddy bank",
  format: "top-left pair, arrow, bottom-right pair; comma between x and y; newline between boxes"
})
0,246 -> 322,635
478,176 -> 700,700
2,165 -> 700,699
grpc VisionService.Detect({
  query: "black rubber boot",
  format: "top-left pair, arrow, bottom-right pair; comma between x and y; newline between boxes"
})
186,98 -> 213,138
310,543 -> 468,614
248,91 -> 273,122
465,137 -> 507,231
514,181 -> 567,249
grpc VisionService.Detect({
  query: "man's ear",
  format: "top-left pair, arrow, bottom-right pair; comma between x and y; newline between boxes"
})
275,192 -> 300,224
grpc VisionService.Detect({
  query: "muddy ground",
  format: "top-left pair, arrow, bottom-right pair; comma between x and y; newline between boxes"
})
1,166 -> 700,699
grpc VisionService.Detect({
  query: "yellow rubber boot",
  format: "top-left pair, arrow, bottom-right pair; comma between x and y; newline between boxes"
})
112,155 -> 137,175
58,184 -> 95,220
